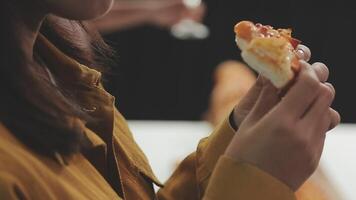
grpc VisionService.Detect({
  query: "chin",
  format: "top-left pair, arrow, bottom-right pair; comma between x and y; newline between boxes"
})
46,0 -> 114,20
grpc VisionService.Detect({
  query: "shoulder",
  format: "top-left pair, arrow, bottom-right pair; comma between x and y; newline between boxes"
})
0,124 -> 26,170
0,123 -> 25,159
0,123 -> 42,178
0,171 -> 29,200
0,124 -> 44,199
0,124 -> 31,199
0,123 -> 20,158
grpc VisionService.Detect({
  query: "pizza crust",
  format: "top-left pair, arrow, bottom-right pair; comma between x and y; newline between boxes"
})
241,50 -> 294,88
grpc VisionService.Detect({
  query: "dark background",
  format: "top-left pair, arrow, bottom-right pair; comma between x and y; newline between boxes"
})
104,0 -> 356,122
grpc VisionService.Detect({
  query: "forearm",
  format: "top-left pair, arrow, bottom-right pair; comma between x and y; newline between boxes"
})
92,0 -> 186,34
92,7 -> 151,34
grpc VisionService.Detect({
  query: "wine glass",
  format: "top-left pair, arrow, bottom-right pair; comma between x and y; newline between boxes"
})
170,0 -> 210,40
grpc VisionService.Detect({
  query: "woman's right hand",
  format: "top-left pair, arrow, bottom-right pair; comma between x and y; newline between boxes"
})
225,61 -> 340,191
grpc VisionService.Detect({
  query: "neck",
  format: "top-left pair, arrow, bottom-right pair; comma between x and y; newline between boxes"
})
11,1 -> 48,62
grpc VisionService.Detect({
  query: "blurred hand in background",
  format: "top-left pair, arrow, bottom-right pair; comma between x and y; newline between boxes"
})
92,0 -> 205,34
204,60 -> 256,126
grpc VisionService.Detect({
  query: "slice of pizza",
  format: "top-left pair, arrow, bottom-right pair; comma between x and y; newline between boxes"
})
234,21 -> 301,88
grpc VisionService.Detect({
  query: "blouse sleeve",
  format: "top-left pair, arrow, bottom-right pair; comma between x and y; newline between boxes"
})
157,117 -> 296,200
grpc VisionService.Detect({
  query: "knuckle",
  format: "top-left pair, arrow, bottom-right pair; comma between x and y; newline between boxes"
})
320,84 -> 334,101
293,131 -> 309,149
277,117 -> 294,132
331,109 -> 341,124
313,62 -> 329,77
313,62 -> 328,71
290,124 -> 312,149
300,71 -> 319,90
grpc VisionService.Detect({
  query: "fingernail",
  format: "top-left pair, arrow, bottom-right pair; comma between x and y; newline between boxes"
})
296,49 -> 305,60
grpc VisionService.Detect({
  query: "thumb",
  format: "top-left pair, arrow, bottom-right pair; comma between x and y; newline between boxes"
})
244,78 -> 280,124
233,75 -> 264,125
235,75 -> 264,112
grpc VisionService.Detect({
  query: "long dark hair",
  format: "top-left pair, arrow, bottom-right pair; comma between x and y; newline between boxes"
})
0,2 -> 114,156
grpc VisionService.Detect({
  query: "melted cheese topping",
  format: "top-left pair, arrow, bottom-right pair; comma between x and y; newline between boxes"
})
234,21 -> 301,88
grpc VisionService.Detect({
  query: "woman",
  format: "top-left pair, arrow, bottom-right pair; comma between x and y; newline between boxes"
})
0,0 -> 340,199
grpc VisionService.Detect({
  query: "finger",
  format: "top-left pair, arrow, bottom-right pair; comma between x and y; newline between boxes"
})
296,45 -> 311,62
278,61 -> 320,118
233,75 -> 264,125
245,79 -> 280,122
329,108 -> 341,130
301,82 -> 334,118
314,109 -> 331,139
324,82 -> 335,96
313,130 -> 327,167
235,75 -> 264,110
311,62 -> 329,82
310,112 -> 328,164
306,107 -> 330,163
302,84 -> 334,125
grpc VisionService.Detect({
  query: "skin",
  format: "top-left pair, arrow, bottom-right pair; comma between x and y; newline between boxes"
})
93,0 -> 205,34
15,0 -> 113,63
37,0 -> 114,20
226,45 -> 341,190
15,0 -> 340,193
205,60 -> 256,126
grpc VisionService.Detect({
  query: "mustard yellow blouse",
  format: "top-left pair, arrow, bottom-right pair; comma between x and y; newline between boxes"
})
0,35 -> 296,200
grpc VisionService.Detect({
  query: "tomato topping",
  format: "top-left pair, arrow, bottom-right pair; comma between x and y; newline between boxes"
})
287,37 -> 301,49
235,21 -> 302,49
234,21 -> 255,41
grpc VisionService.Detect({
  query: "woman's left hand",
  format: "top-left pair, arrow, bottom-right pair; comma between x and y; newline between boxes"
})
232,45 -> 314,128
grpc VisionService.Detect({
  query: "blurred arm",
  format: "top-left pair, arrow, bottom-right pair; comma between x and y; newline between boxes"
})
92,0 -> 187,34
